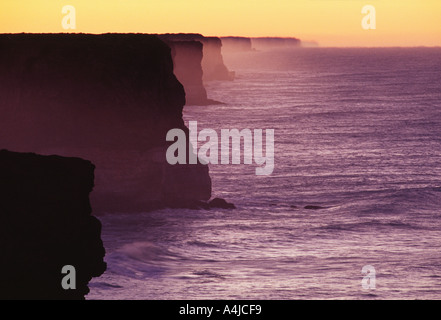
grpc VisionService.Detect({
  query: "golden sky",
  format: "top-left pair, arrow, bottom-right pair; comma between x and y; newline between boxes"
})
1,0 -> 440,47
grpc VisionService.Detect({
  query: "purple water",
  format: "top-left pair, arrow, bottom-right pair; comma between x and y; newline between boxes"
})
88,47 -> 441,300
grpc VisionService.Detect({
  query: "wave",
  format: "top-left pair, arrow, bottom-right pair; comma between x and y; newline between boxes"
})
101,241 -> 185,279
186,240 -> 219,248
116,241 -> 182,263
315,219 -> 424,232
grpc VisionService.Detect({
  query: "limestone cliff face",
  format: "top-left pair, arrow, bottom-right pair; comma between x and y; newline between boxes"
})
0,150 -> 106,299
0,33 -> 211,213
201,36 -> 235,81
159,34 -> 234,81
221,37 -> 253,53
164,40 -> 218,105
169,40 -> 207,105
221,36 -> 302,53
250,37 -> 301,51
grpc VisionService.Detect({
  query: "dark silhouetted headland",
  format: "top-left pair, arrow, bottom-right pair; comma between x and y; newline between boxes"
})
0,33 -> 212,213
0,150 -> 106,300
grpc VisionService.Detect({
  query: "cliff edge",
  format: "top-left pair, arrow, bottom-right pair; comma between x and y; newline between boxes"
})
165,40 -> 220,105
0,150 -> 106,300
251,37 -> 301,50
0,33 -> 212,213
159,34 -> 234,81
221,37 -> 253,53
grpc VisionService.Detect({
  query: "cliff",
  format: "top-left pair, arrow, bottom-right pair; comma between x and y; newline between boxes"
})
0,150 -> 106,299
251,37 -> 301,50
164,40 -> 219,105
201,36 -> 235,81
0,33 -> 211,213
221,37 -> 253,53
159,34 -> 234,81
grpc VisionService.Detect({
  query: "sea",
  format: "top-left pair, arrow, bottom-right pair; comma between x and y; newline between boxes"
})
88,47 -> 441,300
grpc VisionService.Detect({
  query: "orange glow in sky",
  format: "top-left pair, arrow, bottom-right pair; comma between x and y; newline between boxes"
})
1,0 -> 440,47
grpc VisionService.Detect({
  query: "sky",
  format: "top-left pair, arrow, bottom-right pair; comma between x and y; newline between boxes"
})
1,0 -> 440,47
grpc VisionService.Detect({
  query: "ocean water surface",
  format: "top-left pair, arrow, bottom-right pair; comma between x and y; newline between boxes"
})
88,47 -> 441,300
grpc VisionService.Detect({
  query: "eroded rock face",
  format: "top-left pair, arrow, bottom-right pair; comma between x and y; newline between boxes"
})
0,33 -> 211,213
165,40 -> 220,105
159,34 -> 234,81
0,150 -> 106,300
169,40 -> 207,105
221,36 -> 301,52
250,37 -> 301,51
201,36 -> 235,81
221,37 -> 253,53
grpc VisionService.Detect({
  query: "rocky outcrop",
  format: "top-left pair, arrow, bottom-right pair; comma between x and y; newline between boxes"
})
163,40 -> 220,105
159,34 -> 234,81
221,37 -> 253,53
0,33 -> 211,213
0,150 -> 106,299
251,37 -> 301,51
208,198 -> 236,209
